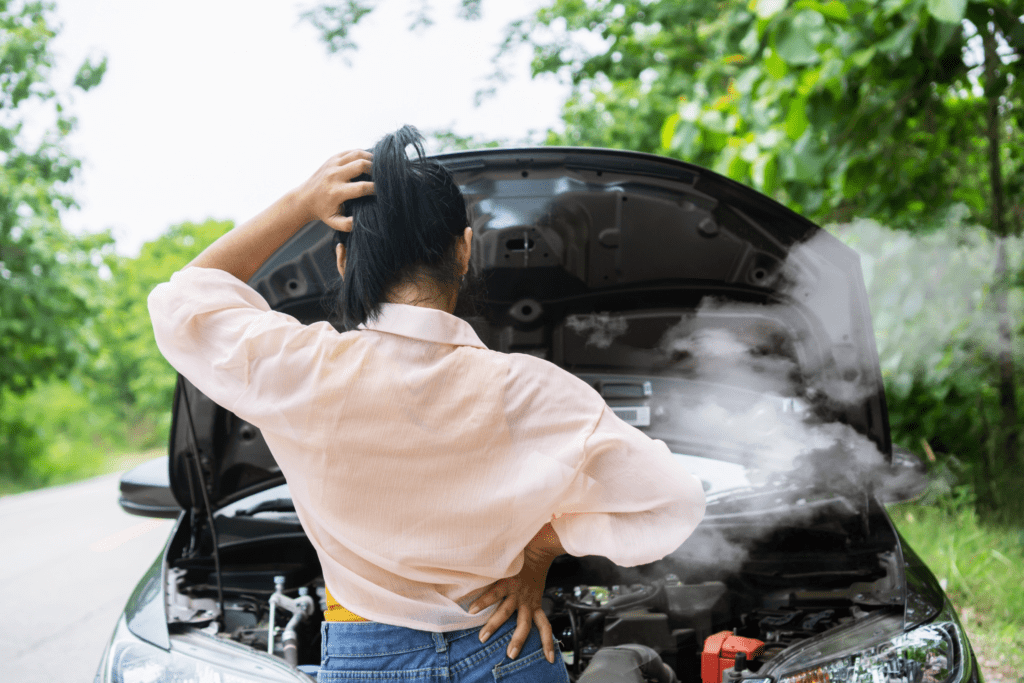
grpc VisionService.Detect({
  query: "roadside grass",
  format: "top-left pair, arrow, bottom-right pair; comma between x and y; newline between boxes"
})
0,380 -> 168,498
888,495 -> 1024,678
0,447 -> 165,497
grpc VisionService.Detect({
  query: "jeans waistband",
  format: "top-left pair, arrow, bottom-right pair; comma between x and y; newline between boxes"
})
322,614 -> 512,656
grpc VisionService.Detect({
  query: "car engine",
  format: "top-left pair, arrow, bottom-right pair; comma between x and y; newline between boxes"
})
163,490 -> 903,683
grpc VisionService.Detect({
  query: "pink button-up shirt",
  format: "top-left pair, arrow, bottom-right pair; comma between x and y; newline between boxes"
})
148,266 -> 705,631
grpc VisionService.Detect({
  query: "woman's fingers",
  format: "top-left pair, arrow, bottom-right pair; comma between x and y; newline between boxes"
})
331,157 -> 373,185
336,149 -> 372,165
296,150 -> 374,225
506,604 -> 533,659
534,608 -> 555,664
340,180 -> 376,201
478,595 -> 517,643
347,156 -> 373,176
325,181 -> 374,229
469,583 -> 504,615
327,149 -> 372,170
324,215 -> 354,233
328,157 -> 374,205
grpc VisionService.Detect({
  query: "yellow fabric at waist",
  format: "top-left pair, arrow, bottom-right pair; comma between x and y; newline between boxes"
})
324,587 -> 371,622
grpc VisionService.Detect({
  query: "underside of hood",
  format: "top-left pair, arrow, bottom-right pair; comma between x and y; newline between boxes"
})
168,147 -> 890,512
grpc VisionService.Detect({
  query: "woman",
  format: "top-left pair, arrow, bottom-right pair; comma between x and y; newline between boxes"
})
149,126 -> 706,682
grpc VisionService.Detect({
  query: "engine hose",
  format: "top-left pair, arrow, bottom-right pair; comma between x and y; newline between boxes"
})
565,583 -> 664,614
282,632 -> 299,667
268,583 -> 315,665
577,644 -> 679,683
568,607 -> 581,678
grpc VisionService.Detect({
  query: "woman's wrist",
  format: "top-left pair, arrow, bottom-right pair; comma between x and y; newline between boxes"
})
185,190 -> 311,281
527,523 -> 566,560
286,185 -> 317,226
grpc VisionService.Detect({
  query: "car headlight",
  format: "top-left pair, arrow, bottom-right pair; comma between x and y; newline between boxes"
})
97,616 -> 310,683
771,601 -> 973,683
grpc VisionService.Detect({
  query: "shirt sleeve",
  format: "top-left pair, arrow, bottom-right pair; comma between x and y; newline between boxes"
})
147,266 -> 345,429
550,405 -> 707,567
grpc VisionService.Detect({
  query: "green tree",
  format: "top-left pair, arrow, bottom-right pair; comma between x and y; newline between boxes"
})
91,219 -> 233,439
1,217 -> 231,491
497,1 -> 1020,224
301,0 -> 484,61
0,1 -> 111,480
836,217 -> 1024,520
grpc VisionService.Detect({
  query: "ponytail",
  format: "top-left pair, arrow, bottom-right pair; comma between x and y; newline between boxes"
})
337,125 -> 468,330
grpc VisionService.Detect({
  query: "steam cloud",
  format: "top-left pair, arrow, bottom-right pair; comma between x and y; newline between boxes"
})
560,224 -> 947,576
655,230 -> 920,575
566,312 -> 630,349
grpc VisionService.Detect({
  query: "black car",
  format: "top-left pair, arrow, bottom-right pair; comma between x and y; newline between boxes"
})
96,147 -> 978,683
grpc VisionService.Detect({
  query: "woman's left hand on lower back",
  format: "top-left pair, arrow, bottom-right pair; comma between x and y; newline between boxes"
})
468,543 -> 559,664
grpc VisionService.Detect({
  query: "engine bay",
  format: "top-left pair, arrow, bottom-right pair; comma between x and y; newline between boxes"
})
161,491 -> 904,683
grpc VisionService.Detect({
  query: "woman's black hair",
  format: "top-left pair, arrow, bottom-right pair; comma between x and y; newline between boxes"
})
334,125 -> 470,330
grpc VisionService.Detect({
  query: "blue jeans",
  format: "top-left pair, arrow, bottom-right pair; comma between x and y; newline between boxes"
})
317,613 -> 571,682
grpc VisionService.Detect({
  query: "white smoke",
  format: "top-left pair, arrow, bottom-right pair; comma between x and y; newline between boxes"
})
565,312 -> 630,349
656,230 -> 914,575
659,324 -> 800,398
832,214 -> 1023,397
669,525 -> 751,575
555,222 -> 964,576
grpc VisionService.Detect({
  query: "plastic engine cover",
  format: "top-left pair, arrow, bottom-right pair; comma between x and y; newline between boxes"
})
701,632 -> 764,683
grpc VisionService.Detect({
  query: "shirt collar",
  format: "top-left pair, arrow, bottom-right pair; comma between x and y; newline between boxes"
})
357,303 -> 488,349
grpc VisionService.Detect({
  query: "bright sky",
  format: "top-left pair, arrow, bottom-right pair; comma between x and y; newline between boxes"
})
51,0 -> 569,255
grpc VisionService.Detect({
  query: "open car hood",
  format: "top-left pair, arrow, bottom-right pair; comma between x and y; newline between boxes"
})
168,147 -> 890,512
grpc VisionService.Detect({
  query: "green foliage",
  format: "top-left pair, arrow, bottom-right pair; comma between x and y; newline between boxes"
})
834,217 -> 1024,519
458,0 -> 482,20
298,0 -> 1024,235
301,0 -> 485,62
91,219 -> 233,425
0,378 -> 124,487
0,219 -> 232,490
427,127 -> 508,152
0,401 -> 45,483
0,0 -> 115,485
301,0 -> 375,59
0,0 -> 112,398
74,55 -> 107,92
890,495 -> 1024,658
514,0 -> 1023,232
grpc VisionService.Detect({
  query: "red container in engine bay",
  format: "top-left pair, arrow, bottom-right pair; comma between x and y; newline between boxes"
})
701,631 -> 765,683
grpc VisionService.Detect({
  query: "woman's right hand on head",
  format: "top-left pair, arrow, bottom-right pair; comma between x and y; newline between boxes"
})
295,150 -> 375,233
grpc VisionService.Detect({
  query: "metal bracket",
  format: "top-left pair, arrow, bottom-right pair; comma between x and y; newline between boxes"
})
166,567 -> 219,623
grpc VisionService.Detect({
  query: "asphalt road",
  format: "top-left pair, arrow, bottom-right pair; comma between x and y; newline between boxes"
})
0,473 -> 174,683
